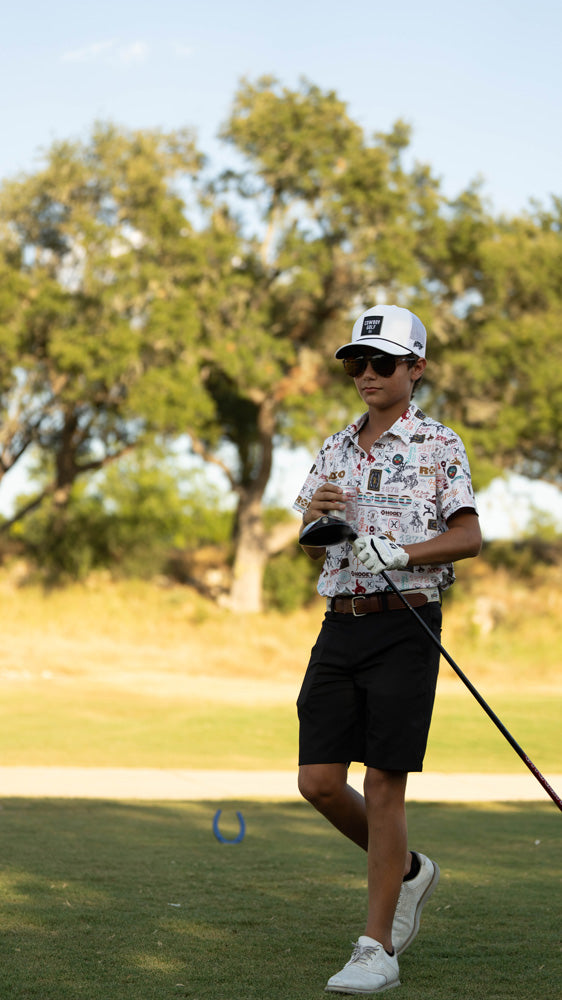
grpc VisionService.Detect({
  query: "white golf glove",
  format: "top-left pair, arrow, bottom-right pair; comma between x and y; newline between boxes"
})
352,535 -> 409,574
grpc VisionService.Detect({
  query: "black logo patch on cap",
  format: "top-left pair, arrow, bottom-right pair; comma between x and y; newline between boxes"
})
360,315 -> 383,338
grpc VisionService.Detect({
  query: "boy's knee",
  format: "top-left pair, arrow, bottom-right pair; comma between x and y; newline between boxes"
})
363,767 -> 408,808
298,765 -> 346,806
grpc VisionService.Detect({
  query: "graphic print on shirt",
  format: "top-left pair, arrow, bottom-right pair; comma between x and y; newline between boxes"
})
367,469 -> 382,491
293,404 -> 477,595
385,465 -> 419,491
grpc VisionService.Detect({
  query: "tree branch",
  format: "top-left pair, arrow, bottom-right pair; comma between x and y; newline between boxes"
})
0,484 -> 55,533
77,442 -> 138,476
188,436 -> 236,490
0,443 -> 140,532
266,518 -> 300,555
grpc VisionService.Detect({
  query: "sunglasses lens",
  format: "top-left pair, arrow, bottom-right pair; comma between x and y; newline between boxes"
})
373,356 -> 397,377
342,355 -> 397,378
343,357 -> 366,377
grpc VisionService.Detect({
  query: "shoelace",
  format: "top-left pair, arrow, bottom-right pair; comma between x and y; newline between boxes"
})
348,942 -> 381,967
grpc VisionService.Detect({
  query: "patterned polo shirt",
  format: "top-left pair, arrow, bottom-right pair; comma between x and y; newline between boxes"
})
293,403 -> 478,596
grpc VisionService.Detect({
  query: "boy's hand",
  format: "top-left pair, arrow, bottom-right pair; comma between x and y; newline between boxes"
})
302,482 -> 345,526
352,535 -> 409,574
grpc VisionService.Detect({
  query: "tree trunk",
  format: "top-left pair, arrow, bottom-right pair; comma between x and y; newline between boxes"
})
227,397 -> 276,614
229,491 -> 269,613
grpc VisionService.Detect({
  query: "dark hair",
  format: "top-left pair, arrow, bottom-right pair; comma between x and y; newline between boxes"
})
406,355 -> 423,398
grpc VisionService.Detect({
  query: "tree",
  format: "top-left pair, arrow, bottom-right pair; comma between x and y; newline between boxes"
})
12,448 -> 234,583
428,198 -> 562,489
2,80 -> 559,612
0,123 -> 208,532
182,76 -> 493,610
0,234 -> 38,484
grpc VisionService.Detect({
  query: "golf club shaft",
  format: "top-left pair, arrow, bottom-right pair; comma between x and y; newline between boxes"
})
380,570 -> 562,812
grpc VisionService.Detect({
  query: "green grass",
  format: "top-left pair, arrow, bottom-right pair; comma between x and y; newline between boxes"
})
0,570 -> 560,775
0,799 -> 559,999
425,689 -> 562,774
0,682 -> 559,773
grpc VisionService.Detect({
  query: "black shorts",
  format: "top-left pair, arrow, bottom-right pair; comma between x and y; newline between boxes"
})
297,603 -> 442,772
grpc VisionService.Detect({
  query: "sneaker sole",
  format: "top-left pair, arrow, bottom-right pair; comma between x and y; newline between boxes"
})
325,980 -> 401,995
395,860 -> 440,956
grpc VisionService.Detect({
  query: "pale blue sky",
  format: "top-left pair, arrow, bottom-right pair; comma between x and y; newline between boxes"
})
1,0 -> 561,532
1,0 -> 560,214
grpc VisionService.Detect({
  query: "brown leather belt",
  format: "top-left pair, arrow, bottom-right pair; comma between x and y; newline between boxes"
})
328,588 -> 439,616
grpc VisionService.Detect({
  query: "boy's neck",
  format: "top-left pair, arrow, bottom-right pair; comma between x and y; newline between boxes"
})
364,397 -> 412,442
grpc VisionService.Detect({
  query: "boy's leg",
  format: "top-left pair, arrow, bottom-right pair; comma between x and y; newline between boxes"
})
298,763 -> 412,871
363,767 -> 408,951
298,763 -> 369,850
324,767 -> 407,994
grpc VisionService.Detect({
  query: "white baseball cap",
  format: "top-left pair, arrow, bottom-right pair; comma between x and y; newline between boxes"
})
335,304 -> 427,359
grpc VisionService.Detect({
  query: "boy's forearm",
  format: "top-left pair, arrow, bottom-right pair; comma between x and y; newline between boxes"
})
404,511 -> 482,567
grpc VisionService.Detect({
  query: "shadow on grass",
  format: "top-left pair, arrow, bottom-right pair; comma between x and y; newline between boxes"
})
0,799 -> 560,999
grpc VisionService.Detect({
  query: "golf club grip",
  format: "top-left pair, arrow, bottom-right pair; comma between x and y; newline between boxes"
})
380,571 -> 562,812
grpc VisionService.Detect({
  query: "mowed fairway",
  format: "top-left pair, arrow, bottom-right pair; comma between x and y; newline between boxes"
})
0,681 -> 560,774
0,799 -> 559,1000
0,570 -> 561,999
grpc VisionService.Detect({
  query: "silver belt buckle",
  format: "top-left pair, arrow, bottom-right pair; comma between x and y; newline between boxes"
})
351,596 -> 368,617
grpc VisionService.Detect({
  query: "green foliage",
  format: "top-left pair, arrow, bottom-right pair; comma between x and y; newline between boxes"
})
100,454 -> 234,552
11,487 -> 112,583
221,75 -> 364,205
263,543 -> 319,611
1,82 -> 561,607
12,454 -> 234,582
202,73 -> 494,509
0,122 -> 211,507
430,205 -> 562,487
209,76 -> 493,604
481,536 -> 562,578
523,504 -> 562,540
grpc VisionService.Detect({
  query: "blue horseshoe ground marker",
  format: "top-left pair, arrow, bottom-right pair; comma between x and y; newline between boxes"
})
213,808 -> 246,844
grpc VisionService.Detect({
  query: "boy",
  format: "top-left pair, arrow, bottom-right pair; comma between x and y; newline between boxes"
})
294,304 -> 481,994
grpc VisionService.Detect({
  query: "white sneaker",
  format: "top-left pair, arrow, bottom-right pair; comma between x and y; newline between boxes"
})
392,852 -> 440,955
325,936 -> 400,994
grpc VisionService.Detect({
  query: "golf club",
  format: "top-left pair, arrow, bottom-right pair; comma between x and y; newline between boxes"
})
379,569 -> 562,812
299,516 -> 562,811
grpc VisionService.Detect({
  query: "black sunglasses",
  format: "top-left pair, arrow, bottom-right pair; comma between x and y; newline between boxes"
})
342,353 -> 414,378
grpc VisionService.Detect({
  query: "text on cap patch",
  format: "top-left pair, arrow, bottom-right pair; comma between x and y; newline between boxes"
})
360,315 -> 383,337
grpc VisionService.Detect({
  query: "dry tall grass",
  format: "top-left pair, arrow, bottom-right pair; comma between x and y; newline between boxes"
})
1,559 -> 561,702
